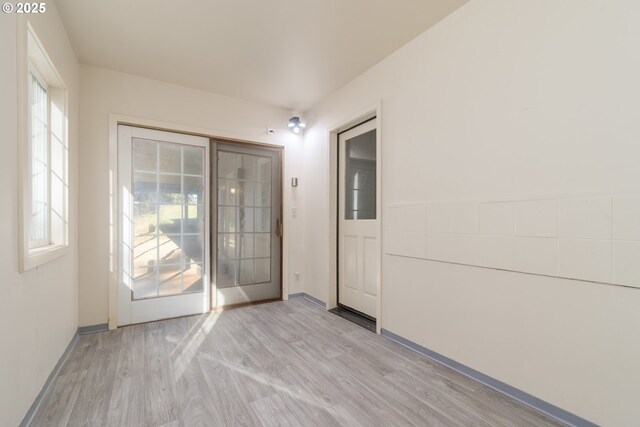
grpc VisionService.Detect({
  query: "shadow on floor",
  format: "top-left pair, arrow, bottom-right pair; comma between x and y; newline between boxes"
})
328,306 -> 376,332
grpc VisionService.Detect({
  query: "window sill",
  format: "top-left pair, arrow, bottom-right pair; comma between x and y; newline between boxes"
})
21,243 -> 69,272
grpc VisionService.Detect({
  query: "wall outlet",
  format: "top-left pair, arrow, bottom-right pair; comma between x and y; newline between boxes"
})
294,272 -> 300,281
291,207 -> 297,218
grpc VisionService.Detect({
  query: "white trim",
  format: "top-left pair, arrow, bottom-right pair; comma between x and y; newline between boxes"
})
108,117 -> 118,329
17,16 -> 29,272
130,125 -> 211,145
22,245 -> 69,273
28,61 -> 49,91
18,20 -> 69,272
26,22 -> 66,87
326,101 -> 383,333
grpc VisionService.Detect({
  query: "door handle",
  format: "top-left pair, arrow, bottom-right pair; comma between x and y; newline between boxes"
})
276,218 -> 283,238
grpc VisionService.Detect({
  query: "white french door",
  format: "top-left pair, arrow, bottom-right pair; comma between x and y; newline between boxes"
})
338,119 -> 379,319
117,125 -> 210,326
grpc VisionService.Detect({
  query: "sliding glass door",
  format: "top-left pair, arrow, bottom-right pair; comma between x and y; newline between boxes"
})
117,127 -> 281,323
214,142 -> 282,307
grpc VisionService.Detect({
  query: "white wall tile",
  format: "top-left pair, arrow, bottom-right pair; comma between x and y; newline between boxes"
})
477,236 -> 514,270
479,202 -> 514,236
385,229 -> 403,255
425,233 -> 447,261
559,239 -> 612,283
613,196 -> 640,241
558,197 -> 612,239
385,230 -> 427,258
514,237 -> 558,276
426,204 -> 451,233
386,206 -> 404,232
613,241 -> 640,287
450,203 -> 479,234
402,204 -> 427,232
426,233 -> 478,265
386,204 -> 426,232
515,199 -> 557,237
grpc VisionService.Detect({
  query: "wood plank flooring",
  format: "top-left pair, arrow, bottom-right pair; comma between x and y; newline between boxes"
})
31,298 -> 563,426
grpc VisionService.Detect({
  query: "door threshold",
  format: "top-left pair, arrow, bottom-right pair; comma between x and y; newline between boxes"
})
329,306 -> 376,332
212,297 -> 281,313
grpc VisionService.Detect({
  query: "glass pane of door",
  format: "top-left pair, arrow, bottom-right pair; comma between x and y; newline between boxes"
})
344,129 -> 377,220
217,151 -> 272,288
132,138 -> 205,299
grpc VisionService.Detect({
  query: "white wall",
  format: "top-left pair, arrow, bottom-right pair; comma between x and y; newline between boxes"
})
78,66 -> 304,327
0,4 -> 80,426
302,0 -> 640,425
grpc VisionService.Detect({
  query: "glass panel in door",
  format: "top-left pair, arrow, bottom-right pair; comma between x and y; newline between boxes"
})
344,129 -> 376,220
132,139 -> 205,299
215,144 -> 281,307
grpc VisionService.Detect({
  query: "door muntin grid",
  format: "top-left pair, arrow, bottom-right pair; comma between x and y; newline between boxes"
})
131,138 -> 205,300
217,151 -> 272,288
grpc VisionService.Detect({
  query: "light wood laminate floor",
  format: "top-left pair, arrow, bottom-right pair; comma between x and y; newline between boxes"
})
32,298 -> 562,426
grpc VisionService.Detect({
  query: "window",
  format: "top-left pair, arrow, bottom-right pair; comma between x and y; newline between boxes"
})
28,68 -> 50,248
19,23 -> 69,271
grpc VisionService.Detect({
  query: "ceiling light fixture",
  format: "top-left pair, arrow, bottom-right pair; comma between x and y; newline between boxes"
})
288,116 -> 306,135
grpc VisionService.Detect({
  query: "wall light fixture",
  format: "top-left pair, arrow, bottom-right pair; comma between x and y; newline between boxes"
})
288,116 -> 306,134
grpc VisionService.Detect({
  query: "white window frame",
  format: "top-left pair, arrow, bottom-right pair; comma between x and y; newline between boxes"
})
18,21 -> 69,271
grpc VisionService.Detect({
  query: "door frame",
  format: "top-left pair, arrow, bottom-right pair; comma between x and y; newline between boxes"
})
210,138 -> 284,309
108,114 -> 288,330
327,102 -> 382,333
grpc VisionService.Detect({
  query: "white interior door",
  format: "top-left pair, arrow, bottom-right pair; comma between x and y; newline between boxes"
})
117,125 -> 210,326
338,119 -> 379,318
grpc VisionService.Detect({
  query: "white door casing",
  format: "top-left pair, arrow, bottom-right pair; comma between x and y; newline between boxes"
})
338,119 -> 378,318
117,125 -> 210,325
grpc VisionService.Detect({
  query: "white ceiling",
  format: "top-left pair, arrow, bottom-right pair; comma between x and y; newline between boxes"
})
55,0 -> 467,111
